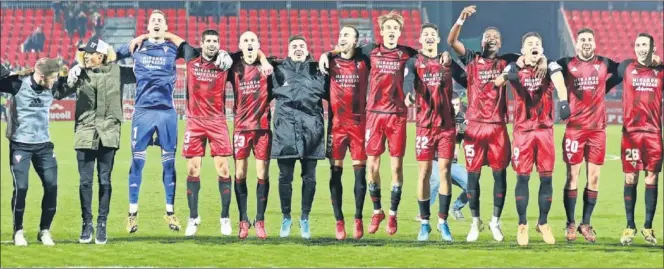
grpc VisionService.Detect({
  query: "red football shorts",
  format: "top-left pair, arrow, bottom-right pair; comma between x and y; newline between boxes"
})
462,122 -> 511,172
233,130 -> 272,161
415,127 -> 456,161
512,128 -> 555,175
182,118 -> 232,157
621,131 -> 663,173
327,122 -> 367,161
562,129 -> 606,165
366,112 -> 407,157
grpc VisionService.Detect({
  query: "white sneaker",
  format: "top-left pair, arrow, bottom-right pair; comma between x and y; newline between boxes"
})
38,230 -> 55,246
185,217 -> 201,237
220,218 -> 232,236
489,220 -> 504,242
13,230 -> 27,246
466,220 -> 484,242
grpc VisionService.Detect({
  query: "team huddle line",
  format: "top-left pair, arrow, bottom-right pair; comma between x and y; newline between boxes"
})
1,6 -> 662,247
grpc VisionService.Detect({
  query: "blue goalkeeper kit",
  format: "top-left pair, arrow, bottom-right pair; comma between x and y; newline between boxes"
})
116,40 -> 180,208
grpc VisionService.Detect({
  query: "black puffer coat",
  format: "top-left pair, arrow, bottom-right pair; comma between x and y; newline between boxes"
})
270,57 -> 327,159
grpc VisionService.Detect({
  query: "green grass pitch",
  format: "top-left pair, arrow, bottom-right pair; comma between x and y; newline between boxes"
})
1,121 -> 662,268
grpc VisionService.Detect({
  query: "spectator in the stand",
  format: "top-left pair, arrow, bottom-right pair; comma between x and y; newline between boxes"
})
52,1 -> 63,22
92,12 -> 103,39
76,11 -> 88,39
65,10 -> 77,38
21,27 -> 46,53
0,93 -> 7,121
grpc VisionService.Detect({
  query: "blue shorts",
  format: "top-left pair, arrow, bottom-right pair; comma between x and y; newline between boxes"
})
131,108 -> 178,152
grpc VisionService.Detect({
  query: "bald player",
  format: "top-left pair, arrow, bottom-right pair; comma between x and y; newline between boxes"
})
228,31 -> 274,239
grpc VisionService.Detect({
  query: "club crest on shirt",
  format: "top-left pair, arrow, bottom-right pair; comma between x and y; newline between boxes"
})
571,67 -> 577,72
566,153 -> 572,160
631,161 -> 637,167
397,51 -> 403,57
594,64 -> 600,71
163,47 -> 169,53
14,154 -> 22,163
631,69 -> 638,75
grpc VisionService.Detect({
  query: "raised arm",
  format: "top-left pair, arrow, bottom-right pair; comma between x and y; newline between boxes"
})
115,42 -> 134,60
447,5 -> 475,57
0,65 -> 25,95
52,76 -> 77,100
0,74 -> 23,95
164,32 -> 186,48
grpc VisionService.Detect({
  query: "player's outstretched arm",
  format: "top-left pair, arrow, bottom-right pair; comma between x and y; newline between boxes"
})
494,63 -> 517,87
319,45 -> 345,75
548,61 -> 570,120
403,57 -> 417,107
0,74 -> 23,95
163,32 -> 185,47
450,59 -> 468,88
603,56 -> 622,92
447,5 -> 475,57
256,50 -> 274,76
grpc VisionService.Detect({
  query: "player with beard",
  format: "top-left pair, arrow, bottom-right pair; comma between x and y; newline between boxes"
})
494,32 -> 570,246
228,31 -> 274,239
615,33 -> 663,246
320,11 -> 448,236
132,30 -> 272,239
553,28 -> 660,243
117,10 -> 233,234
321,25 -> 371,240
447,5 -> 547,242
1,59 -> 68,246
403,23 -> 464,242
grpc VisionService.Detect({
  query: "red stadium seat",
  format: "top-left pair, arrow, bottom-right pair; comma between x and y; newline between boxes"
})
117,9 -> 127,17
108,9 -> 116,17
127,8 -> 136,17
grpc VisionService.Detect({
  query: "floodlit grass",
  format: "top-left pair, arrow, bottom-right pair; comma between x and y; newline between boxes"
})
1,122 -> 662,267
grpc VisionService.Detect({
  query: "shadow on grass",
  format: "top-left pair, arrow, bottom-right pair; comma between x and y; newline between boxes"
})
8,235 -> 659,253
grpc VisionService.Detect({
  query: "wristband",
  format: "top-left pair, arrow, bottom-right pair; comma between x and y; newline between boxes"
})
456,18 -> 465,26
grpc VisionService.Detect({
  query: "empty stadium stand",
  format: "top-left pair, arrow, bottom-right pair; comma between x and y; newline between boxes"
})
564,9 -> 664,61
1,7 -> 424,67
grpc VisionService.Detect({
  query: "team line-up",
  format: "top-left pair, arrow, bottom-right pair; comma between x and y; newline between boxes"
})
2,5 -> 662,247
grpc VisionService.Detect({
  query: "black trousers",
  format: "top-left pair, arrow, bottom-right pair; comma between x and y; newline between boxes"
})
277,158 -> 318,216
76,147 -> 116,223
9,141 -> 58,231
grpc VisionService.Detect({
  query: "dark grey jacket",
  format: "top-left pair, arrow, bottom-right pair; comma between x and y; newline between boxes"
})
270,57 -> 327,159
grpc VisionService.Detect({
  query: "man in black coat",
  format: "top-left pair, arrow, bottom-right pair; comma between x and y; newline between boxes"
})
270,35 -> 327,239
